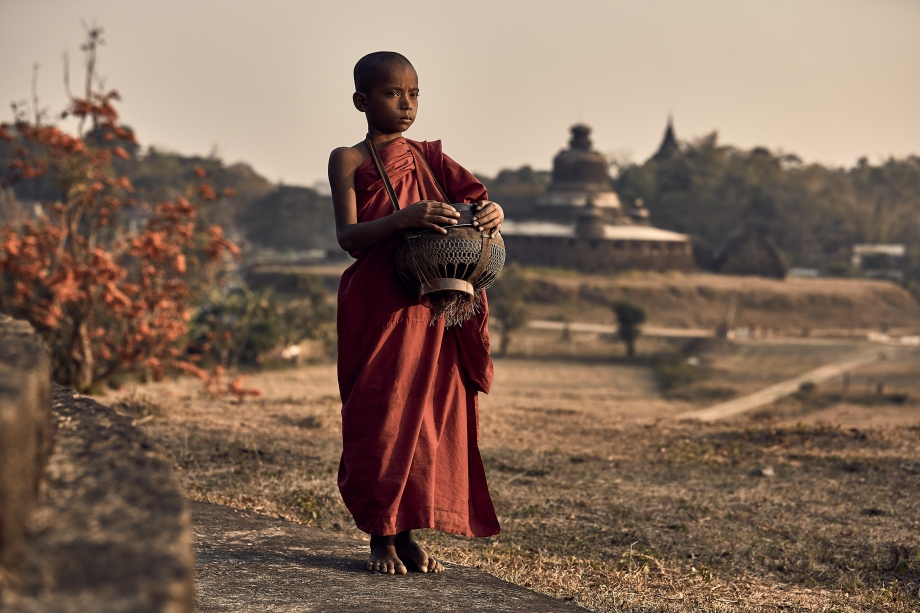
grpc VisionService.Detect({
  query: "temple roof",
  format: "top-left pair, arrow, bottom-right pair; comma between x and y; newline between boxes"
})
651,117 -> 680,162
537,125 -> 619,209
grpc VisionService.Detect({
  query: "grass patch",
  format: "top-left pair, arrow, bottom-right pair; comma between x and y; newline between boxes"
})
132,362 -> 920,612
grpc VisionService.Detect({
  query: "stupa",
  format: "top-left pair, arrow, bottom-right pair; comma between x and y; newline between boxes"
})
536,124 -> 621,213
500,124 -> 694,273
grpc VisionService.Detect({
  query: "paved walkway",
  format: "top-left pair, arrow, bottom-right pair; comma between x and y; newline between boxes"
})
676,350 -> 882,421
529,319 -> 713,338
191,502 -> 586,613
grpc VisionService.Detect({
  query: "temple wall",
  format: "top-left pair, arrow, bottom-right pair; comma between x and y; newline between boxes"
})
503,235 -> 695,273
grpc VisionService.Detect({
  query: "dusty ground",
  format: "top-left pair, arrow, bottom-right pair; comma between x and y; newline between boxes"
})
105,333 -> 920,612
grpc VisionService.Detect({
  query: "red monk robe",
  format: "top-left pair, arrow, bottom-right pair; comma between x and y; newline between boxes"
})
337,137 -> 500,538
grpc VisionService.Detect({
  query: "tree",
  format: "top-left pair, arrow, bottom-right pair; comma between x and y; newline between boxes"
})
486,263 -> 531,357
613,133 -> 920,280
612,301 -> 646,358
238,185 -> 337,252
0,26 -> 239,391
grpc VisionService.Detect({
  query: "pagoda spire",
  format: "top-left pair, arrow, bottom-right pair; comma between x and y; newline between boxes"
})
652,115 -> 680,162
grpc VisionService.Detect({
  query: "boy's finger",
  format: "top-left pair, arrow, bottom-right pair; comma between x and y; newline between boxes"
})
473,203 -> 494,216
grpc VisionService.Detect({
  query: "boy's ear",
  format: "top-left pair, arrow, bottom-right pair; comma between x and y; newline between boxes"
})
353,91 -> 368,112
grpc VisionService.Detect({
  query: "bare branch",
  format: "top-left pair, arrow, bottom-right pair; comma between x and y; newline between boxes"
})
31,63 -> 41,125
62,50 -> 74,101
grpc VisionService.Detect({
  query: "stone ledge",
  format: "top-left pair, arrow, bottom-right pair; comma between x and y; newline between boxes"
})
191,501 -> 588,612
1,385 -> 193,613
0,315 -> 52,579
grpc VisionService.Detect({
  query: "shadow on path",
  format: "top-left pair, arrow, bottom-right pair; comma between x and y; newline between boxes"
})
191,501 -> 586,613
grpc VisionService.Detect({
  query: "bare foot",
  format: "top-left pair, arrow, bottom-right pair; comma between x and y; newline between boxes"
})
395,531 -> 444,573
367,535 -> 407,575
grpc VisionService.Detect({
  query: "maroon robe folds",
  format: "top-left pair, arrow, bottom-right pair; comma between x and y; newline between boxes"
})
336,137 -> 500,537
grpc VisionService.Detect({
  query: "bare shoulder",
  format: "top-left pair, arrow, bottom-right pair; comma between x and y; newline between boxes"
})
328,143 -> 369,175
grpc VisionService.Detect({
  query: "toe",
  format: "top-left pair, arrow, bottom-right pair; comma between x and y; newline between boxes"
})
396,563 -> 407,575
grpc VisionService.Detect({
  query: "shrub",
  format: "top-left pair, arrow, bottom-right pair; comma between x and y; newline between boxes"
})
612,300 -> 646,357
0,27 -> 239,392
487,263 -> 531,356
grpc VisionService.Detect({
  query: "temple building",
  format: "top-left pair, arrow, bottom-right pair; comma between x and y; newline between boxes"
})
651,116 -> 680,162
500,124 -> 694,273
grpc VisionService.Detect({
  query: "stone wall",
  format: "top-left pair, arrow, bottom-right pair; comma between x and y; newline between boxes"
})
0,316 -> 193,612
503,235 -> 695,273
0,315 -> 52,579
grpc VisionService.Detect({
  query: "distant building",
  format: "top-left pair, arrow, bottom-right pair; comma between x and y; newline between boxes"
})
536,124 -> 621,211
651,116 -> 681,162
852,244 -> 906,280
501,124 -> 693,273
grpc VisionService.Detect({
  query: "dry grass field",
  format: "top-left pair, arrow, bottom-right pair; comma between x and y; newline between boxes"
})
261,267 -> 920,337
108,335 -> 920,612
515,270 -> 920,337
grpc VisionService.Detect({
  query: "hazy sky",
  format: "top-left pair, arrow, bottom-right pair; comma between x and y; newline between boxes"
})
2,0 -> 918,187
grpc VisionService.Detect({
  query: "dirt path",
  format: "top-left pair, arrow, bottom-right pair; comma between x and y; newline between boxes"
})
676,349 -> 883,421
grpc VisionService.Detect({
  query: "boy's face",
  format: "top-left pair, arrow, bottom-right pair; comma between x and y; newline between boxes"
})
354,63 -> 419,137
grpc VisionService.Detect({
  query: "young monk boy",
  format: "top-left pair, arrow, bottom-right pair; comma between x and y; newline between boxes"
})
328,51 -> 504,575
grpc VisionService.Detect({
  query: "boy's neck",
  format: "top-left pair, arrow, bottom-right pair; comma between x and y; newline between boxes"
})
367,129 -> 405,147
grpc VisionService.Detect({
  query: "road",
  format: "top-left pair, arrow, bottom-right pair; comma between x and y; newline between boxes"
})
676,349 -> 883,422
528,319 -> 713,338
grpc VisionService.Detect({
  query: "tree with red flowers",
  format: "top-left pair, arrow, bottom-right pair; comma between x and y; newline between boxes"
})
0,26 -> 242,392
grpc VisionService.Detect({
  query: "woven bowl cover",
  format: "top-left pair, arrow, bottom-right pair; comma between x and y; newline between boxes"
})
395,203 -> 506,298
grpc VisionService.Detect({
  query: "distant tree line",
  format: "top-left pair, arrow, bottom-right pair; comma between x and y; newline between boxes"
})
8,124 -> 917,294
1,138 -> 339,256
481,134 -> 920,299
613,134 -> 920,275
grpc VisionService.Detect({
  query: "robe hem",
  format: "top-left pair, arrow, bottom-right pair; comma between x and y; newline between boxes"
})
352,506 -> 500,539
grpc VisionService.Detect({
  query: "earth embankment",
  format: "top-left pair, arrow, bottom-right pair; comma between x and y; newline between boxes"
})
520,271 -> 920,333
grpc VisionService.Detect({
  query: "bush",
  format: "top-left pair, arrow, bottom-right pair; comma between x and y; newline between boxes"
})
0,27 -> 238,391
188,280 -> 334,368
487,263 -> 531,356
612,300 -> 646,357
652,350 -> 703,391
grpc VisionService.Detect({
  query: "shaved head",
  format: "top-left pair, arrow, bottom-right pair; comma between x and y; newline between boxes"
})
353,51 -> 415,93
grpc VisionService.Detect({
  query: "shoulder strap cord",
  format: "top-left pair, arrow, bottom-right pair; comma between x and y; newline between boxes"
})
364,136 -> 432,288
365,136 -> 453,206
365,136 -> 402,212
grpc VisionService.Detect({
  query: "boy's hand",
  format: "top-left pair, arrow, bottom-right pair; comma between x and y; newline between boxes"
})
399,200 -> 460,234
472,201 -> 504,237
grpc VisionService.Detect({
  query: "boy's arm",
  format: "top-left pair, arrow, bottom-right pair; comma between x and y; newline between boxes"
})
328,146 -> 460,253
